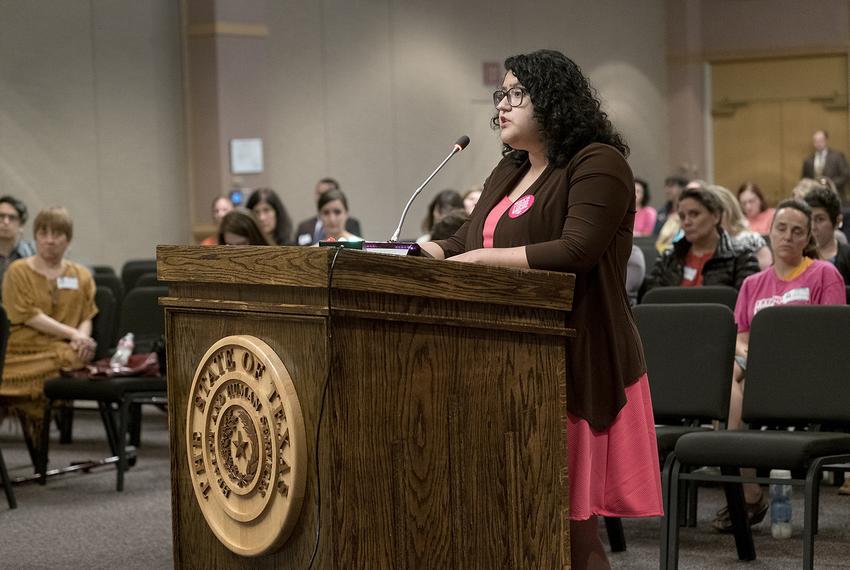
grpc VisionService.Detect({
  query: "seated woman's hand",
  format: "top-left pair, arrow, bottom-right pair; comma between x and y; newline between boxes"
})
69,331 -> 97,363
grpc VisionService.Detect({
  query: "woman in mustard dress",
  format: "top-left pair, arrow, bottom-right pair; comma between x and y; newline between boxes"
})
1,207 -> 97,440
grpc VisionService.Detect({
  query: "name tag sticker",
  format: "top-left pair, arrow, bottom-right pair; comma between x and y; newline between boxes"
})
782,287 -> 810,303
683,266 -> 697,281
57,276 -> 79,290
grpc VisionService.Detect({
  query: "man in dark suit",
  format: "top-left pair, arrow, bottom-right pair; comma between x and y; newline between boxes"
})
802,130 -> 850,201
294,177 -> 362,245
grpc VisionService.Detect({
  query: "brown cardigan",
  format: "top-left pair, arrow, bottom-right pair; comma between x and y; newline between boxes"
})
434,143 -> 646,430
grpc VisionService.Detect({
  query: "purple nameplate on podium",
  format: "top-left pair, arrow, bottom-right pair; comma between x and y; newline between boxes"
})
318,241 -> 421,256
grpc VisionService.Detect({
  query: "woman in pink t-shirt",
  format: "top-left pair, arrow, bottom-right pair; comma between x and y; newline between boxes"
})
633,177 -> 657,236
713,199 -> 845,533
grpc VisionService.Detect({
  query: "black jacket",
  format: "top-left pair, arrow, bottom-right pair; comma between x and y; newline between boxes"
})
294,216 -> 362,245
644,230 -> 759,292
832,241 -> 850,285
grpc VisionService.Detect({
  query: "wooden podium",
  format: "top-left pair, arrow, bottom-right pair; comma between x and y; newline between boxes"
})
157,245 -> 575,569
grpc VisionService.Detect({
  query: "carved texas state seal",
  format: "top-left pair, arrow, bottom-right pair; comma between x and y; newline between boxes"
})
186,335 -> 307,556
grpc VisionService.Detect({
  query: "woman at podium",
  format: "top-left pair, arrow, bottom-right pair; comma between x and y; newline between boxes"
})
421,50 -> 663,569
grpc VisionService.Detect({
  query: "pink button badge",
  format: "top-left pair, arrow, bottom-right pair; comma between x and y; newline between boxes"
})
508,195 -> 535,219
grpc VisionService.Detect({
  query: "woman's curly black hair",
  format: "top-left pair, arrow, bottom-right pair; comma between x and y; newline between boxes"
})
492,49 -> 628,167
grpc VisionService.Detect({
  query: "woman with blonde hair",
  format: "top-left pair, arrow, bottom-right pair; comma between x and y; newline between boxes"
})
707,184 -> 772,269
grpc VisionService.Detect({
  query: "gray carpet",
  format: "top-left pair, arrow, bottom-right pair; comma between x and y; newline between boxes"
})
0,409 -> 847,569
0,406 -> 172,569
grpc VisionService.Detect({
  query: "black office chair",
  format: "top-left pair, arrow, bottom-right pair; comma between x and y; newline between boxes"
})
603,304 -> 736,553
134,272 -> 163,288
633,236 -> 656,248
642,285 -> 738,311
638,243 -> 659,273
0,306 -> 17,509
39,286 -> 168,491
94,273 -> 124,337
662,305 -> 850,569
90,265 -> 117,276
120,259 -> 157,293
54,286 -> 119,445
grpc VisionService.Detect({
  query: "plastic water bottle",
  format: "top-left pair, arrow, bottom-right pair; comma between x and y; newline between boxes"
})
110,333 -> 135,369
770,468 -> 793,539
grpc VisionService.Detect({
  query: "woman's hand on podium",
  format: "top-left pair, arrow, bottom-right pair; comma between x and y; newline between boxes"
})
449,246 -> 530,269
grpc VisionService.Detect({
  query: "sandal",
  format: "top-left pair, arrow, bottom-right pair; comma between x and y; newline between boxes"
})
711,494 -> 769,533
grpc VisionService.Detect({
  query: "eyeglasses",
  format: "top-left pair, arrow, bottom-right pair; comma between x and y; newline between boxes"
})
492,87 -> 527,108
0,213 -> 20,223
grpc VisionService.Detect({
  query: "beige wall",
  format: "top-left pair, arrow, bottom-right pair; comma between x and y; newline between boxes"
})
666,0 -> 850,185
1,0 -> 669,263
0,0 -> 187,269
265,0 -> 669,238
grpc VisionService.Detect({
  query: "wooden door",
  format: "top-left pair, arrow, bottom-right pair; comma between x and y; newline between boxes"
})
712,54 -> 849,206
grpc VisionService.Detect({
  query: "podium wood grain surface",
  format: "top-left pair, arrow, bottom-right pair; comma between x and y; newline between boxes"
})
158,245 -> 575,568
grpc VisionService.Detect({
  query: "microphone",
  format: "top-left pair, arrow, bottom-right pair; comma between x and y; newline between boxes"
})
388,136 -> 470,242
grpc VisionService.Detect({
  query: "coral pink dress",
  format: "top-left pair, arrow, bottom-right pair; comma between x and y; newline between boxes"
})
480,168 -> 663,521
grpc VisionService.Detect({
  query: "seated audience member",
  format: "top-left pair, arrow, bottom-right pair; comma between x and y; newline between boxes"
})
246,188 -> 293,245
794,177 -> 848,245
316,189 -> 361,243
462,186 -> 482,216
645,186 -> 759,292
428,208 -> 467,241
217,209 -> 270,245
0,207 -> 97,442
655,177 -> 695,252
626,244 -> 645,306
737,182 -> 774,235
707,184 -> 772,269
652,175 -> 687,238
200,195 -> 234,245
715,199 -> 845,532
633,177 -> 657,237
295,178 -> 362,245
0,195 -> 36,293
417,190 -> 464,243
804,185 -> 850,283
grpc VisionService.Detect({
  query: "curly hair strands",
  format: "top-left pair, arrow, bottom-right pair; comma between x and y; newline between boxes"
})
493,49 -> 628,167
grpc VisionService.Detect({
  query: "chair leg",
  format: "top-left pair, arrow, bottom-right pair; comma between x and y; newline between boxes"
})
117,399 -> 130,492
0,449 -> 16,509
98,402 -> 120,457
803,468 -> 816,570
810,471 -> 821,536
720,466 -> 756,562
38,400 -> 52,485
58,404 -> 74,444
665,458 -> 682,570
128,403 -> 142,447
686,479 -> 698,527
17,413 -> 40,472
603,517 -> 627,552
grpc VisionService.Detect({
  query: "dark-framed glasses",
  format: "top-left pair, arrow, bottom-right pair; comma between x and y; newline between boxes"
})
492,87 -> 527,108
0,213 -> 20,223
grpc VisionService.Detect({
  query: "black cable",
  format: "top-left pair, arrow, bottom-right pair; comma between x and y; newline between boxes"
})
307,245 -> 342,569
